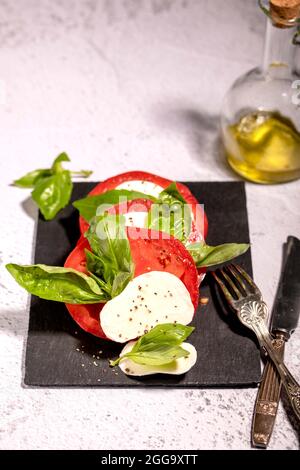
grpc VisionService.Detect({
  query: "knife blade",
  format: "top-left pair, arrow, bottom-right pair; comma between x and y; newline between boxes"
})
272,236 -> 300,337
252,236 -> 300,448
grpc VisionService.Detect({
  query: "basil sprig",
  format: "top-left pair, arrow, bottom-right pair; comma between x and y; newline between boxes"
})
6,214 -> 135,304
5,264 -> 107,303
13,153 -> 92,220
85,214 -> 134,297
146,183 -> 192,242
110,323 -> 194,367
187,242 -> 250,268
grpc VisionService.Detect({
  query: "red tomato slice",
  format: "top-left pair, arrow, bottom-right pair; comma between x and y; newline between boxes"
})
64,229 -> 199,339
79,171 -> 208,242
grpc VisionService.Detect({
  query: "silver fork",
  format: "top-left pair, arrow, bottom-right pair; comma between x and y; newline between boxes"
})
212,264 -> 300,421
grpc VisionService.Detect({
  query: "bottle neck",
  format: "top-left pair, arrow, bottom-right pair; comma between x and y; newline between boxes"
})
262,18 -> 300,78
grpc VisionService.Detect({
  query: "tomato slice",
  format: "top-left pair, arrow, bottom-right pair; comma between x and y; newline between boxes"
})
79,171 -> 208,242
64,229 -> 199,339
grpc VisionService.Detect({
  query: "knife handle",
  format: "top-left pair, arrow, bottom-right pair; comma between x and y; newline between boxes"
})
252,332 -> 285,448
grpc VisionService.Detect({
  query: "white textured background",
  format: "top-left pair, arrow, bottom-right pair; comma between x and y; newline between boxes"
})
0,0 -> 299,450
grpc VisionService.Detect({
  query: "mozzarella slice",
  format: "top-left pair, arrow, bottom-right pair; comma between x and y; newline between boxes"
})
116,180 -> 163,198
118,341 -> 197,376
123,211 -> 148,228
100,271 -> 194,343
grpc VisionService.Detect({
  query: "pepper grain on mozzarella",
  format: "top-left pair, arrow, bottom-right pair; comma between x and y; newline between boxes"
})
118,341 -> 197,376
100,271 -> 194,343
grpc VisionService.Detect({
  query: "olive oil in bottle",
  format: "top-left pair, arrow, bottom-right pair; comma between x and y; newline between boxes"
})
223,111 -> 300,184
220,0 -> 300,184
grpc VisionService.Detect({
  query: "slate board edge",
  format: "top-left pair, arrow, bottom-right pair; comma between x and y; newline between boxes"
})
24,181 -> 261,388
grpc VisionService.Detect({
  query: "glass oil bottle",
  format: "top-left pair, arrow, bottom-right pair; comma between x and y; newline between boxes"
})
221,0 -> 300,184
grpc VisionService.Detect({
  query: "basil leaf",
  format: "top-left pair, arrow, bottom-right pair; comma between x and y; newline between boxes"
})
132,323 -> 195,351
119,345 -> 189,366
13,169 -> 53,188
6,263 -> 106,303
86,213 -> 134,296
51,153 -> 92,178
73,189 -> 157,222
12,153 -> 92,221
187,242 -> 250,268
88,271 -> 111,295
87,214 -> 133,275
85,249 -> 113,296
159,182 -> 186,205
32,170 -> 73,220
85,249 -> 105,279
110,323 -> 194,367
147,202 -> 191,242
52,152 -> 70,173
71,170 -> 93,178
147,183 -> 192,242
111,271 -> 133,298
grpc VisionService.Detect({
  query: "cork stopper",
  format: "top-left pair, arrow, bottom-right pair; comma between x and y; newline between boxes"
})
270,0 -> 300,27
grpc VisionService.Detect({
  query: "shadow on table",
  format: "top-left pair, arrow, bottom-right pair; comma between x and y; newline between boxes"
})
152,104 -> 237,179
21,196 -> 38,221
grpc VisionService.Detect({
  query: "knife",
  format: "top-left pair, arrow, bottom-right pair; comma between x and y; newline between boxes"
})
252,236 -> 300,448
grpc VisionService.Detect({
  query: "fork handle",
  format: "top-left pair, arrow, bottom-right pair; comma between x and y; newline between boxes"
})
252,332 -> 285,448
253,322 -> 300,421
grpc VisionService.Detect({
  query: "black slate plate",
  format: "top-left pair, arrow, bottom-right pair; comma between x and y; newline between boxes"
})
24,182 -> 261,387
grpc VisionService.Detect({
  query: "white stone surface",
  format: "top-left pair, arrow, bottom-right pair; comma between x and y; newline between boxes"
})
0,0 -> 299,450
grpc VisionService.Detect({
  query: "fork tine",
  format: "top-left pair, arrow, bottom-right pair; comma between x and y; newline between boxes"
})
233,264 -> 262,296
226,264 -> 249,295
212,271 -> 235,306
220,267 -> 243,299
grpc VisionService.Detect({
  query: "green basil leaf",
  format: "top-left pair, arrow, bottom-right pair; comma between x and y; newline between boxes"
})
86,214 -> 133,275
132,323 -> 195,352
12,153 -> 92,221
52,152 -> 70,173
85,249 -> 105,279
110,323 -> 194,367
13,169 -> 53,188
187,242 -> 250,268
86,246 -> 133,299
159,182 -> 186,205
73,189 -> 157,222
32,170 -> 73,220
6,263 -> 106,304
86,235 -> 133,298
111,344 -> 190,367
122,345 -> 189,366
147,182 -> 192,242
71,170 -> 93,178
147,202 -> 191,242
86,213 -> 134,296
88,271 -> 111,296
111,271 -> 134,298
51,153 -> 92,178
85,249 -> 113,296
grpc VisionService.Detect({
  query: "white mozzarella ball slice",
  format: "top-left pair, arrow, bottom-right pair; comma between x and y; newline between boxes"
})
100,271 -> 194,343
116,180 -> 163,198
123,211 -> 148,228
118,341 -> 197,376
